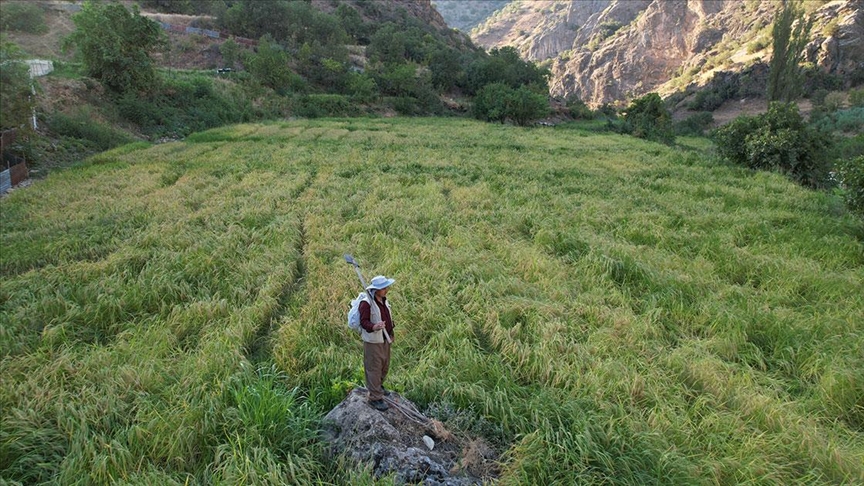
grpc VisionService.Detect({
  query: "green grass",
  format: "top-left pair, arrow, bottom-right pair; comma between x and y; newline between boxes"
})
1,118 -> 862,484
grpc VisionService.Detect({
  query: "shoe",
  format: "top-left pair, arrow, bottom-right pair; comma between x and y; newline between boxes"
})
382,388 -> 392,397
370,399 -> 389,411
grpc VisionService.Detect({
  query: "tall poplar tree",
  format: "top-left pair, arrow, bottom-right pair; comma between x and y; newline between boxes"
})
767,0 -> 812,102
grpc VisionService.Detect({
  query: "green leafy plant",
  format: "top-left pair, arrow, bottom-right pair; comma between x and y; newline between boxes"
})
674,112 -> 714,136
0,2 -> 47,34
767,0 -> 813,102
812,107 -> 864,134
711,102 -> 833,188
566,96 -> 594,120
836,156 -> 864,218
622,93 -> 674,144
65,2 -> 166,94
0,37 -> 32,131
848,88 -> 864,108
472,82 -> 549,126
47,109 -> 134,151
247,35 -> 304,93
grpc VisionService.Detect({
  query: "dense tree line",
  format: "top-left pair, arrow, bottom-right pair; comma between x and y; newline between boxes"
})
62,0 -> 550,125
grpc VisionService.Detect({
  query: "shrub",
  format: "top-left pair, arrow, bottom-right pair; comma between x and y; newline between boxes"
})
812,107 -> 864,134
810,88 -> 829,107
823,91 -> 846,112
293,94 -> 360,118
849,88 -> 864,108
0,39 -> 32,131
116,74 -> 255,138
372,63 -> 420,97
346,72 -> 378,104
247,36 -> 304,93
219,0 -> 347,49
219,38 -> 240,70
507,86 -> 550,126
674,112 -> 714,136
391,96 -> 419,116
687,75 -> 737,111
0,2 -> 47,34
336,3 -> 371,44
595,103 -> 619,120
596,20 -> 623,41
837,134 -> 864,160
802,66 -> 844,96
566,97 -> 594,120
47,110 -> 134,151
472,83 -> 509,123
746,36 -> 770,54
836,156 -> 864,217
473,83 -> 549,126
711,102 -> 834,188
623,93 -> 674,144
464,47 -> 550,96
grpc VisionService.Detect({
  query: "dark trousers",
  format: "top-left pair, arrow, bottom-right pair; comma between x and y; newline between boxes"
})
363,341 -> 391,401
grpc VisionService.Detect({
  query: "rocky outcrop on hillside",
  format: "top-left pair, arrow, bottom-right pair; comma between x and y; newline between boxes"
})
804,0 -> 864,80
322,389 -> 499,485
471,0 -> 864,107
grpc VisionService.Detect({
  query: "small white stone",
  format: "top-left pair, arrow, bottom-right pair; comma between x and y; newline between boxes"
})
422,435 -> 435,451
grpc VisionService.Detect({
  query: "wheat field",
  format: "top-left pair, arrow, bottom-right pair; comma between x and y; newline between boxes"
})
1,118 -> 862,485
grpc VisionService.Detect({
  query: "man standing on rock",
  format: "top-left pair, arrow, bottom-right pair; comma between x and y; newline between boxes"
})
360,275 -> 395,411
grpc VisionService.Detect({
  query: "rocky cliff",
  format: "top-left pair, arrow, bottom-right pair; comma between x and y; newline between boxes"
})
432,0 -> 510,32
468,0 -> 864,107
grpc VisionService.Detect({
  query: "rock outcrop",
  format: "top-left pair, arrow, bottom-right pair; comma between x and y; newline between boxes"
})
469,0 -> 864,107
322,388 -> 498,485
804,0 -> 864,80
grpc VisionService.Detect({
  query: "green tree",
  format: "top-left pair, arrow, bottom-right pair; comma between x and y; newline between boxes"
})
336,3 -> 371,44
767,0 -> 812,102
346,72 -> 378,104
219,38 -> 240,69
508,86 -> 550,126
372,62 -> 419,97
219,1 -> 347,49
623,93 -> 674,144
247,35 -> 304,93
0,36 -> 33,131
367,23 -> 408,64
473,82 -> 548,126
465,47 -> 549,95
65,2 -> 165,94
429,48 -> 462,92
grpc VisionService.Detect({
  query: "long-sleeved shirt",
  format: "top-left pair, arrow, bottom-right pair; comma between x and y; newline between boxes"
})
359,296 -> 394,338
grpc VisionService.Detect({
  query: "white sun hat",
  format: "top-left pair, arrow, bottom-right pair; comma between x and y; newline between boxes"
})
366,275 -> 395,291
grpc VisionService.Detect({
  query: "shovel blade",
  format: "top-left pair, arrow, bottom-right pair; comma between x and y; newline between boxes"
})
344,254 -> 358,266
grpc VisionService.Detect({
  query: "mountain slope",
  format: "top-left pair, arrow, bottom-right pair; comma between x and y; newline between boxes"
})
431,0 -> 510,32
470,0 -> 864,106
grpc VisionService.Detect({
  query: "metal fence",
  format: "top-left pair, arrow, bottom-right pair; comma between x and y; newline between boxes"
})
0,163 -> 27,194
156,21 -> 257,47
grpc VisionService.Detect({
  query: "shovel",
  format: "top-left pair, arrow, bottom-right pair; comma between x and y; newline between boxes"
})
344,254 -> 392,343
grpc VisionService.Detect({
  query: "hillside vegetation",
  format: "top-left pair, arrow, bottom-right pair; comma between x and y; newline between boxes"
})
1,118 -> 862,484
1,0 -> 556,173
